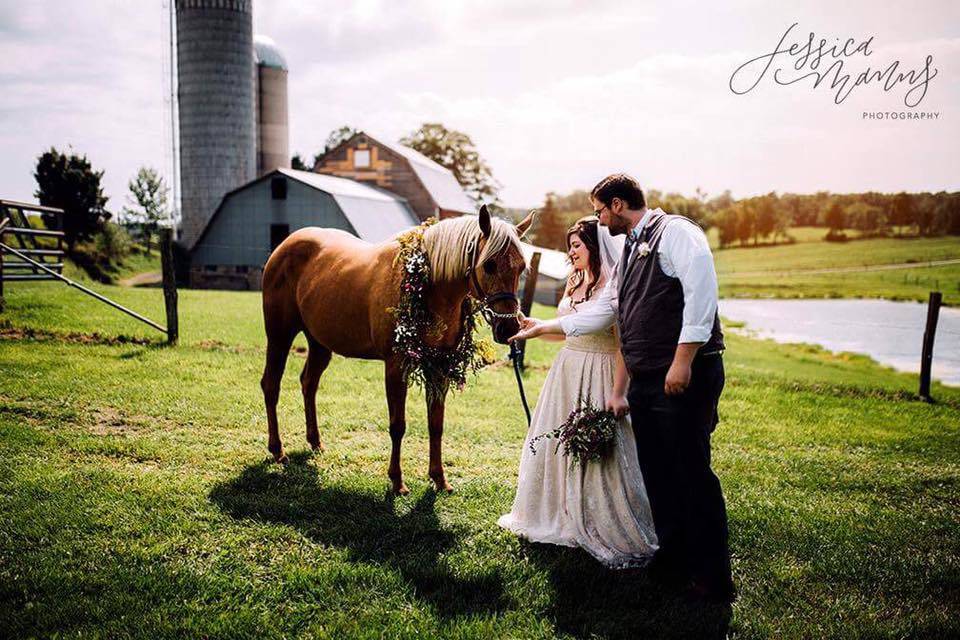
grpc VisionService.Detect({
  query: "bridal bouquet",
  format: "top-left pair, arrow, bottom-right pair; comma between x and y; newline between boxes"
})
528,400 -> 618,464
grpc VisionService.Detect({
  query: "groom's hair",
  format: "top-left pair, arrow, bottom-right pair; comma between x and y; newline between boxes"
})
591,174 -> 646,210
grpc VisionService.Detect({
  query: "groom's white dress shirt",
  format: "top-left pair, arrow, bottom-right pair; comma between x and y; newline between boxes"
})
555,208 -> 720,344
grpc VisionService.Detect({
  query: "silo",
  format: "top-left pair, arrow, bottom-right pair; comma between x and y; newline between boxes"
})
254,35 -> 290,176
175,0 -> 256,248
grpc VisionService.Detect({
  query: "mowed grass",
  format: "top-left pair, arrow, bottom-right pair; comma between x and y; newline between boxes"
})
1,279 -> 960,639
714,234 -> 960,304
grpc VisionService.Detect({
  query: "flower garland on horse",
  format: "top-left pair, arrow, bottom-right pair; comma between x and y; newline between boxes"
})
391,218 -> 497,401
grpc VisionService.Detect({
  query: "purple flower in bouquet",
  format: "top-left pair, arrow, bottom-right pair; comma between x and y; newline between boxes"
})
528,399 -> 619,464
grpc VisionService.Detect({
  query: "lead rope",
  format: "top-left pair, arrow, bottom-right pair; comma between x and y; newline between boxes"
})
509,342 -> 532,426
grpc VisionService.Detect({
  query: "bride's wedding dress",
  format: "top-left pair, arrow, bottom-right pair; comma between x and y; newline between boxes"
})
498,295 -> 658,568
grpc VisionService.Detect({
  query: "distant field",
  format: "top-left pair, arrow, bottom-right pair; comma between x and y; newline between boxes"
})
1,279 -> 959,638
713,234 -> 960,304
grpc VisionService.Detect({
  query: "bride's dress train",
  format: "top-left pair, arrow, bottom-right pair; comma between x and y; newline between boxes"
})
498,296 -> 657,569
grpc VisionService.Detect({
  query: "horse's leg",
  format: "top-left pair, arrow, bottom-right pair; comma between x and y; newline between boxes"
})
385,359 -> 409,495
301,335 -> 332,453
261,327 -> 298,464
427,390 -> 453,493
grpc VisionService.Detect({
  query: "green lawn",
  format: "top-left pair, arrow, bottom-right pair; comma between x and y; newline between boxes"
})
1,279 -> 959,638
714,235 -> 960,304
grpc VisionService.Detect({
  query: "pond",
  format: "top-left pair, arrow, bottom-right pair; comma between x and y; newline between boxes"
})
719,299 -> 960,386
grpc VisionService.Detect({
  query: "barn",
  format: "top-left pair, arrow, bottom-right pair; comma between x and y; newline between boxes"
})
188,167 -> 419,289
520,242 -> 571,305
314,131 -> 476,221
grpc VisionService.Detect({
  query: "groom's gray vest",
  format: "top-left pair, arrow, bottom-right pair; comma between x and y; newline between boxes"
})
617,212 -> 724,374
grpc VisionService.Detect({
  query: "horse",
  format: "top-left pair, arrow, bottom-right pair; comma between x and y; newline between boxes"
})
260,205 -> 534,494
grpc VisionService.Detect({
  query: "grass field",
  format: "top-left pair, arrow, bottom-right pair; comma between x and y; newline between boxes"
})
1,278 -> 959,639
713,234 -> 960,304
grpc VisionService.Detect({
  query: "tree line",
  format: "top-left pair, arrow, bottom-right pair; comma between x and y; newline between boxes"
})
527,188 -> 960,251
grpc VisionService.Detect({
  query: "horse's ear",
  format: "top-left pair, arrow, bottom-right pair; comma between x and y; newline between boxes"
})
478,204 -> 492,238
515,209 -> 536,239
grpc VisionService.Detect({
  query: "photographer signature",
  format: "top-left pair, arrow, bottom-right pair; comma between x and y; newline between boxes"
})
729,23 -> 937,107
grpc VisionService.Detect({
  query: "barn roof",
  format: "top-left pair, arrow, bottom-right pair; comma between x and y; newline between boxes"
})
189,168 -> 419,251
520,242 -> 571,281
371,137 -> 477,215
276,168 -> 419,242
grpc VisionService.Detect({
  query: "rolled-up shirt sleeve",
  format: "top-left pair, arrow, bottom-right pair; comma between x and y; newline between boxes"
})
662,222 -> 718,344
557,277 -> 618,336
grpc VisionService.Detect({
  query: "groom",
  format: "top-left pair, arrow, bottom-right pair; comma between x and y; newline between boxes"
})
510,173 -> 733,601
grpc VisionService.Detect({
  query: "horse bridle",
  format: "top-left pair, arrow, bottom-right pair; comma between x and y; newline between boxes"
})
464,238 -> 521,324
465,236 -> 533,427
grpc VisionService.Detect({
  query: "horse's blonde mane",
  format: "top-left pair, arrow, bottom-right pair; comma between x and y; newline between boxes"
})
421,215 -> 523,284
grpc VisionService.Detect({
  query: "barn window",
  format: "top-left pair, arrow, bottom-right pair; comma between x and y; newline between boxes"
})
354,149 -> 370,168
271,176 -> 287,200
270,224 -> 290,250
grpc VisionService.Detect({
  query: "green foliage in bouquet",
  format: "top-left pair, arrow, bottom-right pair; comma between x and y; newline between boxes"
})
528,399 -> 619,464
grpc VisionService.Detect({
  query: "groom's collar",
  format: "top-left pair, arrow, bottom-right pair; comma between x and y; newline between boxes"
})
629,208 -> 661,240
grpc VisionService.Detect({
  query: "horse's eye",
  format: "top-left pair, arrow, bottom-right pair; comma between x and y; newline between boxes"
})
483,259 -> 497,274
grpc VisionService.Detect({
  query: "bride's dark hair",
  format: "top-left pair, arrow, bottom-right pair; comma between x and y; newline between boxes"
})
564,215 -> 603,307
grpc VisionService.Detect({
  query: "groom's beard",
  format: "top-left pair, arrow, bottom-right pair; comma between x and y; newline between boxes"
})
604,213 -> 631,236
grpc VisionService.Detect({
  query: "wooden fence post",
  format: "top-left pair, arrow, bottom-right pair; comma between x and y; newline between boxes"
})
517,251 -> 541,370
0,216 -> 8,311
919,290 -> 942,401
161,228 -> 179,345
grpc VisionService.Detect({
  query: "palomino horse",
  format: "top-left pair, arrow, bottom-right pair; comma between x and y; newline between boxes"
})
260,205 -> 533,494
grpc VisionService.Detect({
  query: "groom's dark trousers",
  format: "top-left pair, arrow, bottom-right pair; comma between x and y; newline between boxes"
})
627,353 -> 731,587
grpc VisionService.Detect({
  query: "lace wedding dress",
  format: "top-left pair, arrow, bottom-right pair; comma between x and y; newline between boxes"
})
498,295 -> 658,568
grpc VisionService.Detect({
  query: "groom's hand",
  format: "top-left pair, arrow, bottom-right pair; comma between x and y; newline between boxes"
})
664,343 -> 701,395
664,361 -> 692,395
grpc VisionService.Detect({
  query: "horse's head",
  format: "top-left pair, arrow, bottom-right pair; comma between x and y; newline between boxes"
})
467,204 -> 535,344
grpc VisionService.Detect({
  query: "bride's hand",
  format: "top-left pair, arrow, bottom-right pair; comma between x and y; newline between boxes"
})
508,317 -> 544,342
606,394 -> 630,418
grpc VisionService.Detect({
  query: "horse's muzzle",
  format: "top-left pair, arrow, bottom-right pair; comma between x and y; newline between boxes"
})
491,318 -> 521,344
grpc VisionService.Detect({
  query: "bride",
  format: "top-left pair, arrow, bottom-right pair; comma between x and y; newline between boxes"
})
498,216 -> 657,568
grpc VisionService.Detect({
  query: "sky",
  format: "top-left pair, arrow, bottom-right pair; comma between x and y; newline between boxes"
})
0,0 -> 957,211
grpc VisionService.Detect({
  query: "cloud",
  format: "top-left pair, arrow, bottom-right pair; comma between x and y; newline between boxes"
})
0,0 -> 956,212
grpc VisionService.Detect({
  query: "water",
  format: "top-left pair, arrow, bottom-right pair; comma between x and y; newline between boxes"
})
719,299 -> 960,386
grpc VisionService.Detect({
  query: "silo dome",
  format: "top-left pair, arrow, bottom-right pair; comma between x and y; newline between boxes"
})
254,35 -> 288,71
254,34 -> 290,176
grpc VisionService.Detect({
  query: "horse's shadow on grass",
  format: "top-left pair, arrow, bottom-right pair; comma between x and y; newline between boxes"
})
208,452 -> 507,619
523,542 -> 732,640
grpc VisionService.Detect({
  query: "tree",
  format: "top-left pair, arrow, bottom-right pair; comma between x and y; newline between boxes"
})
400,123 -> 501,207
291,153 -> 308,171
34,147 -> 110,250
121,167 -> 169,255
735,202 -> 755,246
325,125 -> 358,153
846,201 -> 887,236
821,199 -> 846,236
753,193 -> 778,243
890,192 -> 913,236
713,207 -> 739,248
309,126 -> 359,167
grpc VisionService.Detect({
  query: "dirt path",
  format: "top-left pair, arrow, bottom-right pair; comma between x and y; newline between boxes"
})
118,271 -> 162,287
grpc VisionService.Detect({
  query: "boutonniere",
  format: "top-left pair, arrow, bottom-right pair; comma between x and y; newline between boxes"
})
635,241 -> 651,260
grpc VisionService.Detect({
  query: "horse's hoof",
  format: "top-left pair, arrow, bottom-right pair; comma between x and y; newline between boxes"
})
393,484 -> 410,496
310,442 -> 325,454
272,451 -> 288,464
